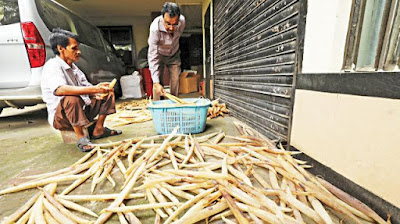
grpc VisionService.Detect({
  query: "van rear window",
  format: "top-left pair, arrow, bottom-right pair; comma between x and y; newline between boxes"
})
74,19 -> 105,50
35,0 -> 72,32
35,0 -> 105,51
0,0 -> 20,25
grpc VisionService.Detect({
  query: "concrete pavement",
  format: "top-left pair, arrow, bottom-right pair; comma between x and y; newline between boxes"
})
0,99 -> 240,223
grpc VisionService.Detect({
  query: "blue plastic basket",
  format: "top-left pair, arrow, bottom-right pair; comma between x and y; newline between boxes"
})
148,98 -> 211,134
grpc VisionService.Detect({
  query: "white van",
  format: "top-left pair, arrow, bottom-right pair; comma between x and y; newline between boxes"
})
0,0 -> 125,114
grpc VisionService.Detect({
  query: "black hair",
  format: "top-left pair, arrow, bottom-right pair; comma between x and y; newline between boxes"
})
49,28 -> 79,55
161,2 -> 180,18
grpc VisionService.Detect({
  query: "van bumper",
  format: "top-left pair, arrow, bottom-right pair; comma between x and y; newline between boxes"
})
0,86 -> 43,108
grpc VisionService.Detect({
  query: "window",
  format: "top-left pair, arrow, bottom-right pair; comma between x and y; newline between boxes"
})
343,0 -> 400,71
99,26 -> 133,51
99,26 -> 134,66
0,0 -> 19,25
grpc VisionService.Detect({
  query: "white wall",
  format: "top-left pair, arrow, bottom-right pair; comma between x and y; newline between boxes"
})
302,0 -> 352,73
291,90 -> 400,207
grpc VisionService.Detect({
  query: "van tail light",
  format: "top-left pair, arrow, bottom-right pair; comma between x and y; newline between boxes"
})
21,22 -> 46,68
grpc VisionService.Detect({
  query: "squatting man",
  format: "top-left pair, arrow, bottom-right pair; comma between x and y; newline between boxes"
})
41,28 -> 122,152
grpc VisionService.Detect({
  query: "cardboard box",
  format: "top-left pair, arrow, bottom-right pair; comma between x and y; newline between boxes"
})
179,71 -> 198,94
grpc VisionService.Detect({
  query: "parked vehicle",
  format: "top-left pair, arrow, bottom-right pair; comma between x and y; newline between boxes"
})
0,0 -> 125,114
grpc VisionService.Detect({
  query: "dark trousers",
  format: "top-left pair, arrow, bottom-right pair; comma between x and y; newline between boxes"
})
153,50 -> 181,100
53,93 -> 116,130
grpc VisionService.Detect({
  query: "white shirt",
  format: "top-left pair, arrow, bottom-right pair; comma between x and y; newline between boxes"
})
41,56 -> 92,127
148,15 -> 185,83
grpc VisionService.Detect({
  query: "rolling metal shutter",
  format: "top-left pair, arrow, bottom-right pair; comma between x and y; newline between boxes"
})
213,0 -> 300,141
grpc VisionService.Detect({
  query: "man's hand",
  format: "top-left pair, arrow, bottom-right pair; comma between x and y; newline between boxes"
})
154,83 -> 165,96
95,83 -> 113,93
94,83 -> 113,100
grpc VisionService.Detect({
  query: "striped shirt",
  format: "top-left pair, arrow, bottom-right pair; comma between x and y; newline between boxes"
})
148,15 -> 185,83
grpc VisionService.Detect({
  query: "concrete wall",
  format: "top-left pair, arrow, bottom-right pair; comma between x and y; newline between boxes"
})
291,90 -> 400,207
302,0 -> 352,73
132,17 -> 152,55
291,0 -> 400,207
86,16 -> 151,58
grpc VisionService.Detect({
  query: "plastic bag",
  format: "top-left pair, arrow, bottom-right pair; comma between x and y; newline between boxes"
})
120,71 -> 144,99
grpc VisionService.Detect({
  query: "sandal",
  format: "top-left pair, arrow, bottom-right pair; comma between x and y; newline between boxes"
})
76,137 -> 95,152
91,127 -> 122,140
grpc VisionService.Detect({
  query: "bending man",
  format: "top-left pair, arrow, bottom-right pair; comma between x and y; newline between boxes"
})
148,2 -> 186,100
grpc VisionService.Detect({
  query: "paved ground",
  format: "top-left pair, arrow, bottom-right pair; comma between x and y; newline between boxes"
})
0,97 -> 240,223
0,98 -> 385,224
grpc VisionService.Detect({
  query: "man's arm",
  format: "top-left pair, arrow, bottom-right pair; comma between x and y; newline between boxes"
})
148,29 -> 161,84
55,85 -> 110,96
148,26 -> 165,95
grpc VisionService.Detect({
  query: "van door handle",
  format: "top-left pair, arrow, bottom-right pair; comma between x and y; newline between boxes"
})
106,56 -> 111,62
7,38 -> 18,42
